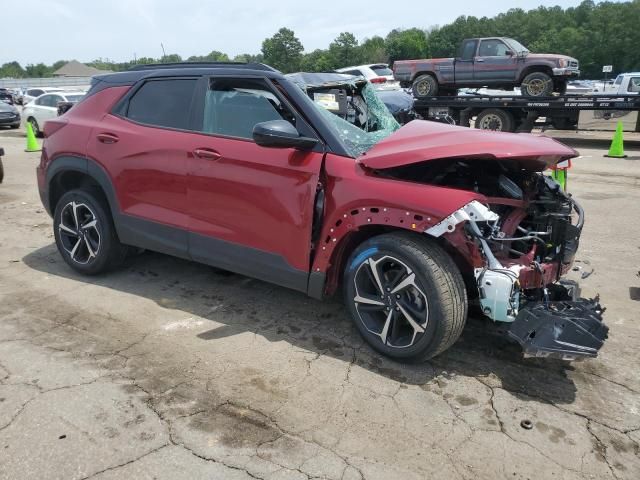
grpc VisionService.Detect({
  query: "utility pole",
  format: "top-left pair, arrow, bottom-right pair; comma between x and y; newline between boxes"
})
160,43 -> 167,61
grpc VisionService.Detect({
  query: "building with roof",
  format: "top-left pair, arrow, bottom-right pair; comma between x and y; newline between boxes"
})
52,60 -> 111,77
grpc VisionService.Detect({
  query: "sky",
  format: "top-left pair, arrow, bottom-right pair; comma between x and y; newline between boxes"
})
0,0 -> 624,66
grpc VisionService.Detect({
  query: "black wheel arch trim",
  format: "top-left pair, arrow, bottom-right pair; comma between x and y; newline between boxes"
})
44,155 -> 122,230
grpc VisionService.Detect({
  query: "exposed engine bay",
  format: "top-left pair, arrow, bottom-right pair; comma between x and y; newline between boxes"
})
379,158 -> 608,359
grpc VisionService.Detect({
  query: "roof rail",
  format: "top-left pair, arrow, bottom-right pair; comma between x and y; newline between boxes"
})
128,62 -> 277,72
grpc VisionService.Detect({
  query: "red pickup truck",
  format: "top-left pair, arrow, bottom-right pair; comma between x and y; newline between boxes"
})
393,37 -> 580,98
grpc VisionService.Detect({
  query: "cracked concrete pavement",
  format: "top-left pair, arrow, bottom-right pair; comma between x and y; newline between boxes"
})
0,129 -> 639,479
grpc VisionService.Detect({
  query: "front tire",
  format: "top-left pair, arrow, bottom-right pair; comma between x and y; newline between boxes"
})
412,74 -> 439,98
343,232 -> 467,362
521,72 -> 553,97
53,189 -> 127,275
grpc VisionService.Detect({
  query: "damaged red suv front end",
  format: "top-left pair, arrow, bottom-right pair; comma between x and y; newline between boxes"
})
355,121 -> 608,359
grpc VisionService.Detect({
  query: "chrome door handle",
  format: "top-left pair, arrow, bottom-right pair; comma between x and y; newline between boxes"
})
193,148 -> 221,160
476,58 -> 484,62
97,133 -> 119,144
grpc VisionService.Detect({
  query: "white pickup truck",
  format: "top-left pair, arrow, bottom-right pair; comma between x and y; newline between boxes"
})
594,72 -> 640,95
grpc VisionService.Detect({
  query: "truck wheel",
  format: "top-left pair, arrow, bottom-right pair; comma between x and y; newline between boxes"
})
521,72 -> 553,97
475,109 -> 515,132
343,232 -> 467,362
412,74 -> 439,98
53,188 -> 128,275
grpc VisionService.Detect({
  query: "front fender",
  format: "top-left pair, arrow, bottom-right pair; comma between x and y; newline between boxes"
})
312,154 -> 485,275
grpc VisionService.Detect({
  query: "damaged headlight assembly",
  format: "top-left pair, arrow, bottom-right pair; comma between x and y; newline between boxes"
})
426,200 -> 608,360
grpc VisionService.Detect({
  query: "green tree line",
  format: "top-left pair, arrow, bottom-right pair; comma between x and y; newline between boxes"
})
1,1 -> 637,80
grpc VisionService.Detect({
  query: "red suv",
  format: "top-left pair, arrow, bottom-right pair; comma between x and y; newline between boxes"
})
37,62 -> 607,361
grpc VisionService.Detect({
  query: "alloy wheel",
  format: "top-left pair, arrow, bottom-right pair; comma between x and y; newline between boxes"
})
58,201 -> 101,264
353,255 -> 429,348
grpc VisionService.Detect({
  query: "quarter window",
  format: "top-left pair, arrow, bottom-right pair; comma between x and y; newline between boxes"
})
126,79 -> 197,130
202,78 -> 295,139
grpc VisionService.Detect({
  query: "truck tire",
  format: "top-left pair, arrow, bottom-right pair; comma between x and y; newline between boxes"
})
412,74 -> 439,98
475,109 -> 515,132
521,72 -> 554,97
343,232 -> 467,362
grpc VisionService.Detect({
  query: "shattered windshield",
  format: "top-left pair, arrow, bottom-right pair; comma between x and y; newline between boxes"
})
287,73 -> 400,157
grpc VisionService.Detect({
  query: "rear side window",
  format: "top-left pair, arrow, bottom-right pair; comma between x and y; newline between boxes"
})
126,79 -> 197,130
459,40 -> 478,60
370,65 -> 393,76
202,78 -> 295,139
629,77 -> 640,93
28,89 -> 44,97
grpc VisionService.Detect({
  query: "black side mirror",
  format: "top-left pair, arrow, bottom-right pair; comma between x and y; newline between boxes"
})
253,120 -> 318,150
505,50 -> 514,56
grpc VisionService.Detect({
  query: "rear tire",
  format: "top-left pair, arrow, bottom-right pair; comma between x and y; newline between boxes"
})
521,72 -> 554,97
475,109 -> 515,132
343,232 -> 467,362
412,74 -> 439,98
53,188 -> 127,275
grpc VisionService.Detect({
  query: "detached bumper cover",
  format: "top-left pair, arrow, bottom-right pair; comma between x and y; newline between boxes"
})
508,298 -> 608,359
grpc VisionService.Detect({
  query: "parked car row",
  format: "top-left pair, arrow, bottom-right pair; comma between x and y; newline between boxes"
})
0,87 -> 86,134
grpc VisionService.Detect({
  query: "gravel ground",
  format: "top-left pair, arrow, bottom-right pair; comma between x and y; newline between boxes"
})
0,127 -> 639,480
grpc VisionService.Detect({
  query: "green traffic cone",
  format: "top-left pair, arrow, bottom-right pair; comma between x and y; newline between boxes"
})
551,168 -> 567,191
25,122 -> 41,153
605,121 -> 627,158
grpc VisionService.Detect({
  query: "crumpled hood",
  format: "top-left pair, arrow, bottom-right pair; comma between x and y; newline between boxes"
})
358,120 -> 578,171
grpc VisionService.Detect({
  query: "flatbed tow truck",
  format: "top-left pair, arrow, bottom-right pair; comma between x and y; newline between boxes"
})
414,93 -> 640,133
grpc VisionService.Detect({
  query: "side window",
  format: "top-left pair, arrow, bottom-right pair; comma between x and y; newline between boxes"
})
342,69 -> 363,77
202,77 -> 295,140
459,40 -> 478,61
36,94 -> 58,106
479,39 -> 511,57
126,78 -> 197,130
628,77 -> 640,93
49,95 -> 64,107
614,75 -> 623,86
28,89 -> 43,97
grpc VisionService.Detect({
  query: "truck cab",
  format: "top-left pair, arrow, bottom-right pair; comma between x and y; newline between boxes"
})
595,73 -> 640,95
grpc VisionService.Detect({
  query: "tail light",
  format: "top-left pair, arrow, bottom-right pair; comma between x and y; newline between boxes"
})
43,118 -> 67,138
370,77 -> 387,84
